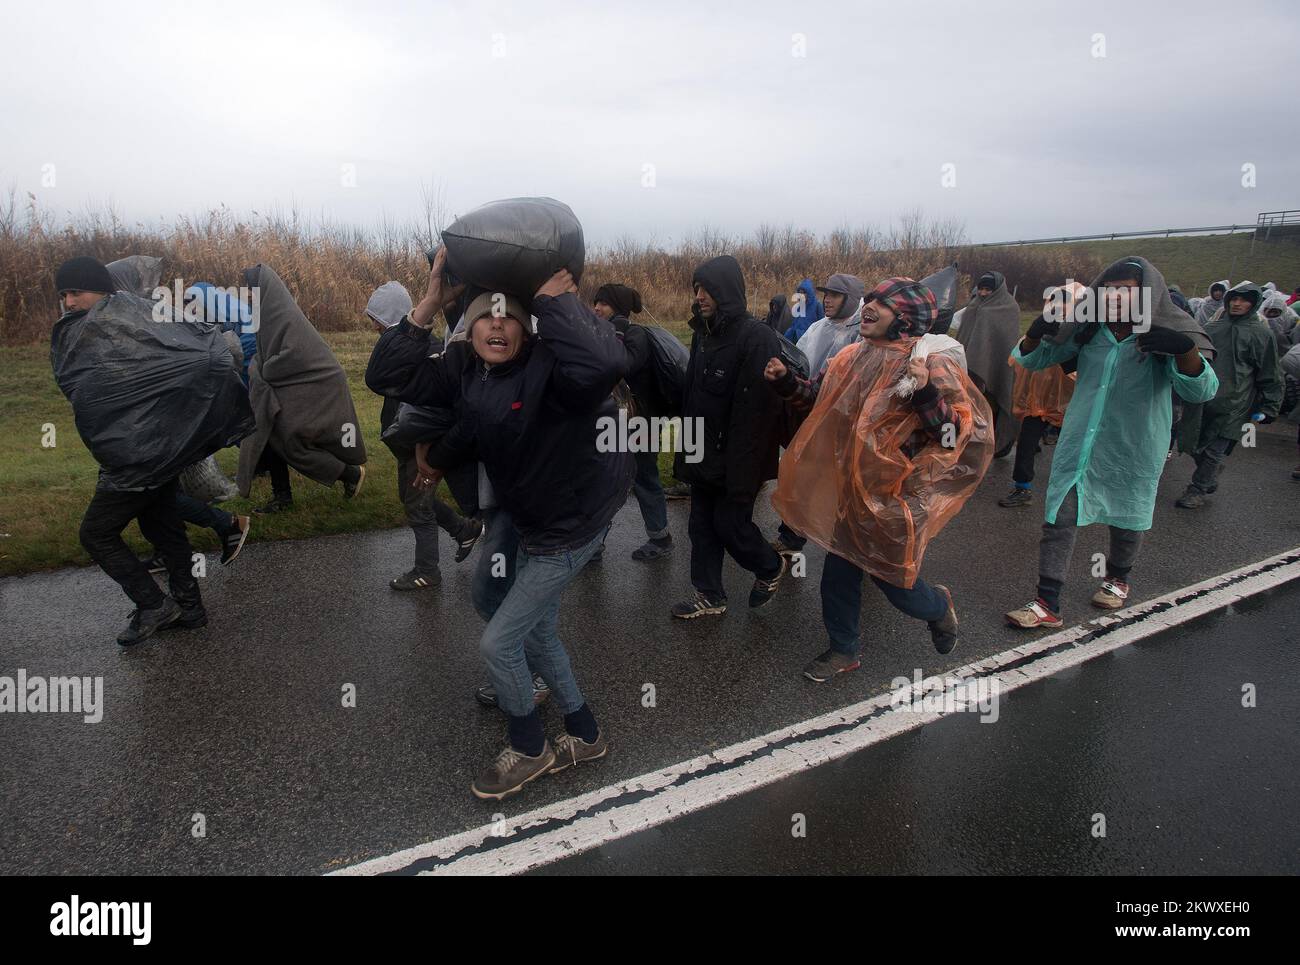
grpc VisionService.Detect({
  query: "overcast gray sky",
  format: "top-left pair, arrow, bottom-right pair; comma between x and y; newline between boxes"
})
3,0 -> 1297,246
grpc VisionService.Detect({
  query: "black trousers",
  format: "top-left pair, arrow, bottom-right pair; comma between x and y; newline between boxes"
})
79,479 -> 201,609
688,482 -> 782,600
1012,416 -> 1049,486
256,447 -> 292,499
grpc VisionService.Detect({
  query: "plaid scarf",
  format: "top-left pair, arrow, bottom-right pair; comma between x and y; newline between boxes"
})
867,277 -> 939,338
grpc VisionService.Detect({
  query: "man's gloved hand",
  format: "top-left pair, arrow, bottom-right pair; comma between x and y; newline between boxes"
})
1136,326 -> 1196,356
1026,314 -> 1061,341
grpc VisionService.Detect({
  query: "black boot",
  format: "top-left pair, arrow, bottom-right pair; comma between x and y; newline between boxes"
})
117,599 -> 182,646
168,578 -> 208,630
255,493 -> 294,515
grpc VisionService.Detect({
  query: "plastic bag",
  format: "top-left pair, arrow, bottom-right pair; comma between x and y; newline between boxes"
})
640,324 -> 689,413
777,332 -> 810,379
920,265 -> 960,335
106,255 -> 164,296
1009,352 -> 1076,423
179,455 -> 239,503
380,403 -> 457,447
771,338 -> 993,588
441,197 -> 585,300
50,292 -> 255,491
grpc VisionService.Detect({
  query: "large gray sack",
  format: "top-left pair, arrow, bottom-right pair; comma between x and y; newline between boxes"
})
441,197 -> 584,301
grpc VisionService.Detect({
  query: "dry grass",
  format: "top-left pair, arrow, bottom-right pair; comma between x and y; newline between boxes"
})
0,194 -> 1104,343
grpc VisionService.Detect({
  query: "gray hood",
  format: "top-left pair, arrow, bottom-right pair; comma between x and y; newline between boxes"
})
817,273 -> 865,319
365,281 -> 413,328
1056,255 -> 1215,361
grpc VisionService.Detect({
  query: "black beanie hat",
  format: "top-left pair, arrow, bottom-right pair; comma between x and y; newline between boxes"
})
977,272 -> 998,290
55,256 -> 115,295
594,283 -> 643,318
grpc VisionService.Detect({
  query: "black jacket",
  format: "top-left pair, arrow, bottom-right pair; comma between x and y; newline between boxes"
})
612,315 -> 672,418
673,256 -> 783,501
366,294 -> 633,553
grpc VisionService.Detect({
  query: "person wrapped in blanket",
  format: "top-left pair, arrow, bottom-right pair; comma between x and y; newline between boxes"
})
997,283 -> 1084,508
766,277 -> 995,683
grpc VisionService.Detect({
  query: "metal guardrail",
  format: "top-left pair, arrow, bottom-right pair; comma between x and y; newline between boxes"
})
976,210 -> 1300,248
974,225 -> 1252,247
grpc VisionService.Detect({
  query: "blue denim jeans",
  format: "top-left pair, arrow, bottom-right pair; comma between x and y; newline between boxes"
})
820,551 -> 948,656
174,491 -> 233,535
632,450 -> 670,539
471,508 -> 519,622
478,526 -> 608,717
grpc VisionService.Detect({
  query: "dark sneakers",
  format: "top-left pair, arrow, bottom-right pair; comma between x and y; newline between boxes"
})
550,731 -> 608,773
928,584 -> 959,655
454,517 -> 484,563
254,495 -> 294,515
998,487 -> 1033,508
390,568 -> 439,591
663,483 -> 691,500
342,465 -> 366,500
749,556 -> 789,608
116,599 -> 183,646
471,743 -> 556,801
769,538 -> 802,558
631,536 -> 673,561
220,515 -> 251,566
803,649 -> 861,682
671,591 -> 728,619
1175,487 -> 1207,509
475,674 -> 551,709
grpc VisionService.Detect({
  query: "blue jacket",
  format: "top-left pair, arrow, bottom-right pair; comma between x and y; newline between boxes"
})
187,282 -> 257,386
783,278 -> 825,342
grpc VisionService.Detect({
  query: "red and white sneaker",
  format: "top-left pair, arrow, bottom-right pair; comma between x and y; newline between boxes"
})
1005,599 -> 1063,629
1091,580 -> 1130,610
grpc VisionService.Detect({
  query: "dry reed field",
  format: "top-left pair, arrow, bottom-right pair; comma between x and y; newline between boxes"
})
0,192 -> 1102,344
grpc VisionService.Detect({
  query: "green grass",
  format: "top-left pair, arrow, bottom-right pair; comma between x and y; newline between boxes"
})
1059,232 -> 1300,299
0,332 -> 681,577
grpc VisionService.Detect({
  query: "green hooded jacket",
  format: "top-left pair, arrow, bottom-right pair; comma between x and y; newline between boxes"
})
1179,281 -> 1283,450
1014,256 -> 1219,530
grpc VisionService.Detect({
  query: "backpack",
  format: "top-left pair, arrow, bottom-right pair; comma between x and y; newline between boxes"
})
639,324 -> 690,414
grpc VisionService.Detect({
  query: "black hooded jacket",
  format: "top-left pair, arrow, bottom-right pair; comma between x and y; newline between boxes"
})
366,293 -> 633,553
674,256 -> 783,500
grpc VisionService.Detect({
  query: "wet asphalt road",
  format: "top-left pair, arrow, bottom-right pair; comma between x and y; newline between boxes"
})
534,580 -> 1300,875
2,423 -> 1298,874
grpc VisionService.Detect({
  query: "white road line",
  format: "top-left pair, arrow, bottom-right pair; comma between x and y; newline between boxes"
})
332,546 -> 1300,876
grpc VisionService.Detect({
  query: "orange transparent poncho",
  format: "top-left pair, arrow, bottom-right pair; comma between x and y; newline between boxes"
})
1009,353 -> 1075,424
771,339 -> 994,588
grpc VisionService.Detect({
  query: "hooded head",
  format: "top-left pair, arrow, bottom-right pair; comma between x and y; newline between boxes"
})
1071,255 -> 1215,359
860,277 -> 939,340
593,283 -> 642,320
1209,280 -> 1228,300
465,291 -> 532,365
365,281 -> 413,331
55,256 -> 115,313
817,273 -> 866,320
765,293 -> 793,332
691,255 -> 748,328
1222,281 -> 1262,321
185,281 -> 252,332
976,271 -> 1005,297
